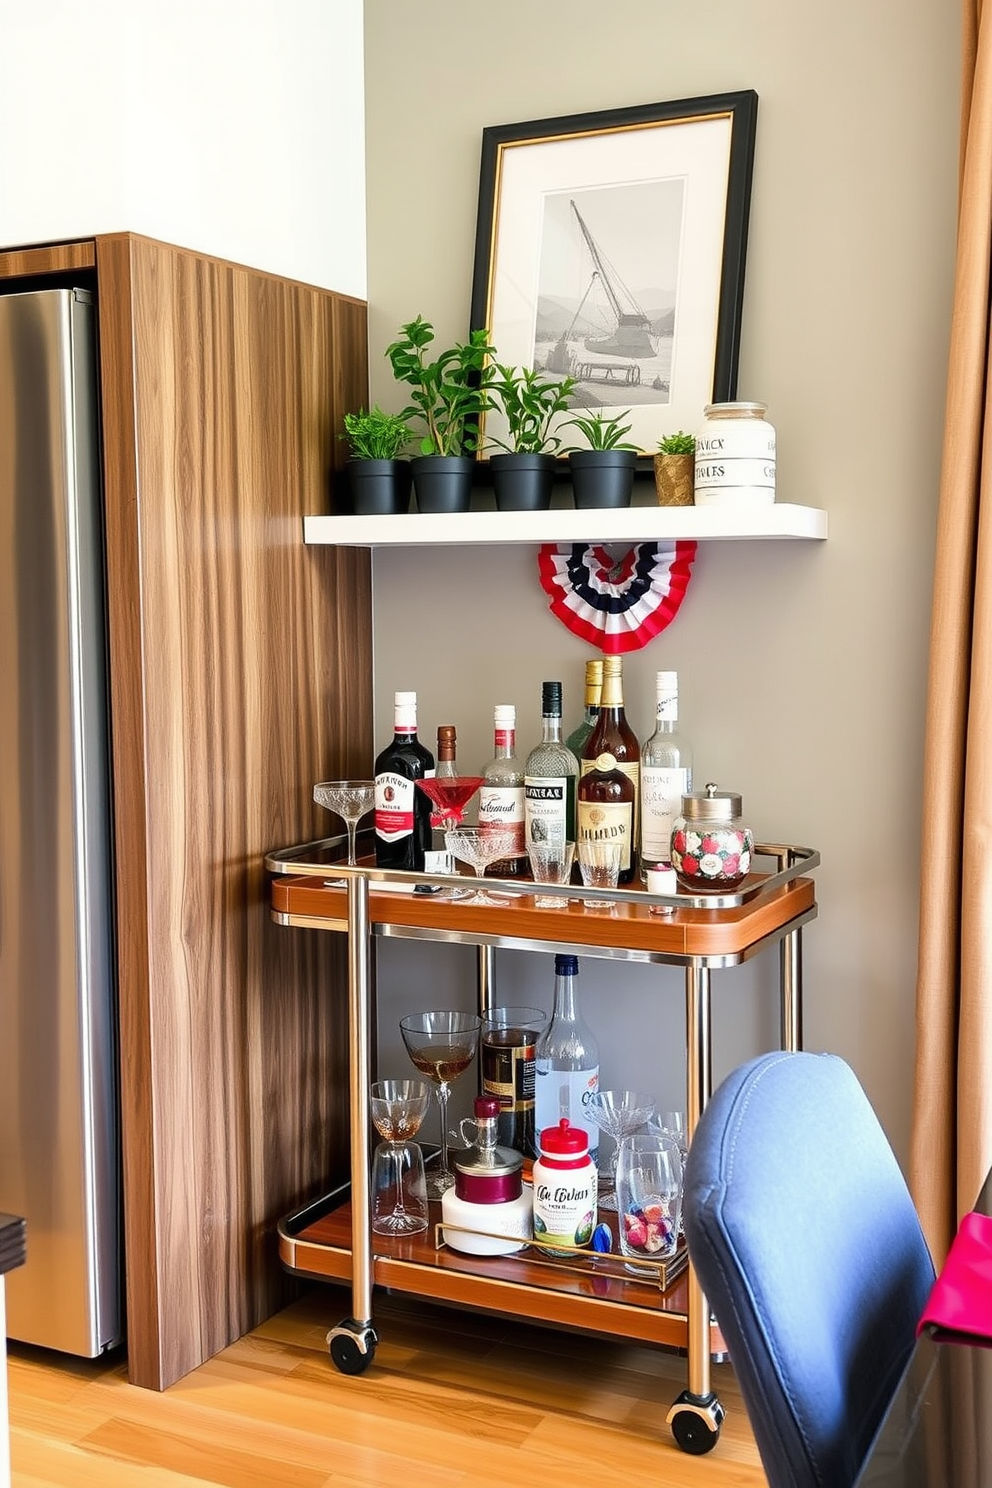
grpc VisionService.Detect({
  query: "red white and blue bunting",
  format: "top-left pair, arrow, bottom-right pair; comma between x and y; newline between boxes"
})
537,541 -> 696,654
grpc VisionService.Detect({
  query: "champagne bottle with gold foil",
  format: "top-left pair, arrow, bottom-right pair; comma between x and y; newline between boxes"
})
566,658 -> 602,759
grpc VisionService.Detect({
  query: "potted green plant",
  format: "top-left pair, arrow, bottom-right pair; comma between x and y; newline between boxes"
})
564,409 -> 640,509
386,316 -> 494,513
486,364 -> 576,511
339,405 -> 414,515
654,430 -> 696,508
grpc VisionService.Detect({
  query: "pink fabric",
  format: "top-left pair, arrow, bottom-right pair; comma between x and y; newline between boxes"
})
917,1209 -> 992,1342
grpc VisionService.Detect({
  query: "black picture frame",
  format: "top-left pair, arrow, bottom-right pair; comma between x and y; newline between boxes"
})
470,91 -> 758,456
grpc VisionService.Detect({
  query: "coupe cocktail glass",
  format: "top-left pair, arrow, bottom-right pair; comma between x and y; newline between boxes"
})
415,775 -> 484,828
399,1010 -> 482,1198
445,826 -> 520,905
587,1090 -> 657,1210
313,780 -> 375,866
370,1079 -> 431,1235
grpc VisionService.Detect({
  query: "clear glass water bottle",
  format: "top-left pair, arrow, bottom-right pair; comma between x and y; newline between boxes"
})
534,954 -> 600,1162
640,670 -> 693,879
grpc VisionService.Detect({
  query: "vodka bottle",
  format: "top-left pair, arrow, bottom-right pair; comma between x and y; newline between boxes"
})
524,681 -> 578,848
534,954 -> 600,1163
565,657 -> 602,759
640,670 -> 693,878
478,703 -> 525,876
373,691 -> 435,870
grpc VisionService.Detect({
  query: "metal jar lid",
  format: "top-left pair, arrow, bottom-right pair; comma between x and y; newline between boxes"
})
454,1143 -> 524,1204
702,401 -> 768,420
680,782 -> 743,823
454,1143 -> 524,1180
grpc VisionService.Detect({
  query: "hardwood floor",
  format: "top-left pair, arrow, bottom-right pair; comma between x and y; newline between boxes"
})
7,1287 -> 767,1486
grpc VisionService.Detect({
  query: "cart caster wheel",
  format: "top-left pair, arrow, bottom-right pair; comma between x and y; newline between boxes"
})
666,1389 -> 725,1454
327,1319 -> 378,1375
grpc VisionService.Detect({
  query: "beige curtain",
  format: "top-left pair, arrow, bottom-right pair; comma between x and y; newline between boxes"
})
911,0 -> 992,1264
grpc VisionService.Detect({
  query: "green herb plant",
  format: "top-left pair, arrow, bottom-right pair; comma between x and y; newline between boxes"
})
487,364 -> 577,454
385,316 -> 495,456
340,406 -> 414,460
657,431 -> 696,455
565,408 -> 639,452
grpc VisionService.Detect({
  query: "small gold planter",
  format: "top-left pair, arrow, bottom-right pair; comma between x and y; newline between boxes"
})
653,452 -> 695,507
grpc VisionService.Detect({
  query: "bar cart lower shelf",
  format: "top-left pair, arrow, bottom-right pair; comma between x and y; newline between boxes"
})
280,1184 -> 722,1353
266,839 -> 819,1455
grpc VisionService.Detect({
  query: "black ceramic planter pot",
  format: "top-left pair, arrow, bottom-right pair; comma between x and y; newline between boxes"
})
411,455 -> 474,513
348,458 -> 412,516
490,452 -> 556,512
568,449 -> 637,509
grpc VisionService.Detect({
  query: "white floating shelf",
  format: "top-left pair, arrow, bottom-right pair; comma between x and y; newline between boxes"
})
303,502 -> 827,548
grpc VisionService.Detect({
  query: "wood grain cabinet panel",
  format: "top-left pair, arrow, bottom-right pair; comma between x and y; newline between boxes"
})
0,234 -> 372,1390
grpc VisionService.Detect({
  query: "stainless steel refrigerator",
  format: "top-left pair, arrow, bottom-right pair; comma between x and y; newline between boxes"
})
0,287 -> 121,1355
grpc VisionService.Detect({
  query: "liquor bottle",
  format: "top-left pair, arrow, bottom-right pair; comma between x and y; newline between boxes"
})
524,681 -> 579,848
577,749 -> 636,883
373,690 -> 435,870
534,954 -> 600,1163
581,654 -> 640,843
436,724 -> 457,780
565,657 -> 603,759
481,1009 -> 545,1155
478,704 -> 525,877
431,723 -> 458,864
640,670 -> 693,878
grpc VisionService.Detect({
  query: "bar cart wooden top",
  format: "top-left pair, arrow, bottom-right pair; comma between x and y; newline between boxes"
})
270,840 -> 818,966
267,841 -> 819,1366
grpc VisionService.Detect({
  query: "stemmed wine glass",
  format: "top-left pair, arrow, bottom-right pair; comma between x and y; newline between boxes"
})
444,826 -> 521,905
313,780 -> 376,866
370,1079 -> 431,1235
399,1009 -> 482,1198
587,1090 -> 657,1211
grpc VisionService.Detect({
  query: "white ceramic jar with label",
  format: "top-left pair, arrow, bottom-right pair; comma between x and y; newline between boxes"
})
693,401 -> 776,506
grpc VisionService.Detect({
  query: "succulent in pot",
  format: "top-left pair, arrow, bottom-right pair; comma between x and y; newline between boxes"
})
654,430 -> 696,508
564,408 -> 640,510
338,405 -> 415,516
486,363 -> 576,511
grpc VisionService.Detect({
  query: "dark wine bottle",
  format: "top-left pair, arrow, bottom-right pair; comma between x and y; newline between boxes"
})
577,749 -> 637,883
581,654 -> 640,847
373,691 -> 435,870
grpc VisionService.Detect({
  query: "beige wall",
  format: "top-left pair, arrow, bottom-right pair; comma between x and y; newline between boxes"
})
362,0 -> 959,1161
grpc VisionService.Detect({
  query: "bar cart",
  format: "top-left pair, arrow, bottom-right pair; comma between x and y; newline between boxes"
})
265,838 -> 818,1454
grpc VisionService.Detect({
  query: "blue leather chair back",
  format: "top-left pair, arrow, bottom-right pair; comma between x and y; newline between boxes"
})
683,1051 -> 934,1488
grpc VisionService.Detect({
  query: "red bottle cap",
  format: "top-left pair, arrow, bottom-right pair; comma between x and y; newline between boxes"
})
539,1117 -> 588,1156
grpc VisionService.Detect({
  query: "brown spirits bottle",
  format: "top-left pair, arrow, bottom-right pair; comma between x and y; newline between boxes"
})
577,749 -> 637,883
581,654 -> 640,845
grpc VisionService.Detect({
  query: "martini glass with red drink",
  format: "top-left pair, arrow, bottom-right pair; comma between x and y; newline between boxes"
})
415,775 -> 484,829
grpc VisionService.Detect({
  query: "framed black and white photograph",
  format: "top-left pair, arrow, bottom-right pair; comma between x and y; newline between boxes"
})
470,92 -> 758,455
